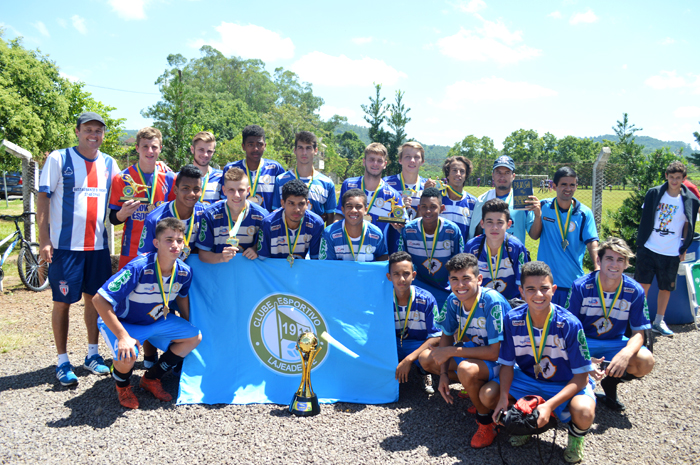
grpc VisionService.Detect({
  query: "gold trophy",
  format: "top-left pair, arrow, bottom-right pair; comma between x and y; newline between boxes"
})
289,332 -> 321,416
119,174 -> 151,203
377,197 -> 406,224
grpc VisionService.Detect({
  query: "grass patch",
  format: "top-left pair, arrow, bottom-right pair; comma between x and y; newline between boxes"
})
0,318 -> 39,353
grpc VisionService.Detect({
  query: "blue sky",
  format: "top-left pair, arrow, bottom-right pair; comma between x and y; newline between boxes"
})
3,0 -> 699,149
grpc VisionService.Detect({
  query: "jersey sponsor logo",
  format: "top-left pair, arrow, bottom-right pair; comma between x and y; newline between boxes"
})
139,227 -> 147,250
305,222 -> 314,229
144,269 -> 154,275
406,228 -> 417,234
199,218 -> 207,242
256,230 -> 264,252
543,217 -> 555,223
512,319 -> 525,326
213,214 -> 223,220
564,290 -> 572,309
624,287 -> 634,293
331,232 -> 343,239
416,298 -> 426,305
585,284 -> 594,289
59,280 -> 69,296
63,167 -> 73,176
319,240 -> 328,259
577,329 -> 591,360
556,321 -> 565,328
434,301 -> 448,323
491,305 -> 502,333
73,187 -> 106,196
446,229 -> 454,235
369,233 -> 379,240
178,270 -> 188,276
249,293 -> 328,375
333,246 -> 344,253
271,225 -> 281,232
144,284 -> 156,292
108,270 -> 132,292
252,215 -> 263,221
643,299 -> 650,320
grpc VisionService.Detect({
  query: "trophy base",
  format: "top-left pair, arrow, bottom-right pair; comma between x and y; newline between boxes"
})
119,197 -> 151,203
289,394 -> 320,417
376,217 -> 406,224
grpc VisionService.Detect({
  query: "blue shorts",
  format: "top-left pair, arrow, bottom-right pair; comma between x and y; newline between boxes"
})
453,341 -> 500,381
497,366 -> 595,423
98,316 -> 200,361
397,337 -> 428,368
552,287 -> 570,307
49,248 -> 112,304
587,337 -> 651,362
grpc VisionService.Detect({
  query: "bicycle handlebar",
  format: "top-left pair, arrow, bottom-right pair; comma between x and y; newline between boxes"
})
0,212 -> 36,221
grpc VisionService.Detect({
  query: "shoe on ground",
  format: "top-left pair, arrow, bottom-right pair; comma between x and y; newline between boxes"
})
471,422 -> 497,449
84,354 -> 110,375
509,435 -> 531,447
422,374 -> 434,394
595,392 -> 626,411
116,385 -> 139,409
139,376 -> 172,402
564,434 -> 585,463
458,389 -> 470,399
467,405 -> 477,414
56,362 -> 78,386
651,321 -> 674,337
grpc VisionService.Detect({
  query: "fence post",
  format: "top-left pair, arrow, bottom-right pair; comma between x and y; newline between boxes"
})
591,147 -> 611,233
1,140 -> 36,241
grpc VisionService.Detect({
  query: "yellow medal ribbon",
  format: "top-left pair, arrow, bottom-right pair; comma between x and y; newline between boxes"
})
155,254 -> 176,320
343,220 -> 367,261
246,161 -> 263,199
457,289 -> 481,342
172,202 -> 195,249
399,173 -> 416,195
526,304 -> 554,376
135,162 -> 158,205
198,168 -> 210,203
226,202 -> 248,238
486,244 -> 503,283
554,199 -> 574,249
394,286 -> 415,345
445,184 -> 463,199
420,218 -> 441,274
283,215 -> 303,258
295,168 -> 315,188
596,272 -> 623,322
361,177 -> 384,213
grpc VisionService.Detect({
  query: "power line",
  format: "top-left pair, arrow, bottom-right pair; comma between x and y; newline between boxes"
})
84,84 -> 159,96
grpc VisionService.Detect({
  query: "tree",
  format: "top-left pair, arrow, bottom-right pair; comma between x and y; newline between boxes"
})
502,129 -> 544,174
386,90 -> 411,175
360,83 -> 391,150
335,131 -> 366,178
447,135 -> 498,182
687,122 -> 700,169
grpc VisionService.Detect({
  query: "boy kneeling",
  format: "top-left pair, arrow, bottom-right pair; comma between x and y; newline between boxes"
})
480,261 -> 595,464
93,217 -> 202,409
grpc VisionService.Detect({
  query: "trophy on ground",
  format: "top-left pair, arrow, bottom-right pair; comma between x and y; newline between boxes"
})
289,331 -> 321,417
119,174 -> 151,203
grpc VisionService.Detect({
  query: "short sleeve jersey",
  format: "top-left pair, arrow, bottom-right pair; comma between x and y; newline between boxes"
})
394,285 -> 442,341
97,253 -> 192,326
195,166 -> 223,205
257,209 -> 325,259
272,170 -> 337,216
109,161 -> 177,259
39,147 -> 120,251
464,234 -> 531,300
399,218 -> 464,289
440,192 -> 477,240
194,200 -> 267,253
537,198 -> 598,289
219,158 -> 285,212
566,272 -> 651,341
319,220 -> 387,262
434,288 -> 508,347
498,304 -> 594,382
383,173 -> 427,222
136,200 -> 207,259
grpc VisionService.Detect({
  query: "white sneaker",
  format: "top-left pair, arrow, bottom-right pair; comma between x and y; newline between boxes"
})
422,374 -> 434,394
652,320 -> 674,337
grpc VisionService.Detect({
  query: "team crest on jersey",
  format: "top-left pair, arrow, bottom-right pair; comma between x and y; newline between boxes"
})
59,280 -> 69,296
503,258 -> 512,267
593,317 -> 613,336
423,258 -> 442,274
568,223 -> 576,232
462,208 -> 471,218
63,167 -> 73,176
108,270 -> 132,292
375,198 -> 385,208
577,329 -> 591,360
443,240 -> 451,250
536,356 -> 557,379
249,294 -> 328,375
244,226 -> 254,236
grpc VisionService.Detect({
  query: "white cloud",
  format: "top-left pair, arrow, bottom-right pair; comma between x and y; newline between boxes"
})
452,0 -> 486,13
71,15 -> 87,34
674,106 -> 700,118
107,0 -> 149,20
431,77 -> 557,108
622,64 -> 627,70
437,18 -> 541,65
318,105 -> 364,125
291,52 -> 406,87
57,18 -> 67,28
570,9 -> 598,25
352,37 -> 373,45
190,23 -> 294,61
547,11 -> 562,19
661,37 -> 676,45
60,71 -> 81,83
645,70 -> 688,89
32,21 -> 49,37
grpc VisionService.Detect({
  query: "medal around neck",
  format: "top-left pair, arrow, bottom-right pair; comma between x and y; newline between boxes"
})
289,332 -> 321,417
226,234 -> 240,247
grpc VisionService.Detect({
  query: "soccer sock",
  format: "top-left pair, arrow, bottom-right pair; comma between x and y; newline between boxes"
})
654,314 -> 664,325
621,372 -> 639,382
87,344 -> 99,358
143,354 -> 157,365
568,421 -> 589,438
601,375 -> 622,400
476,411 -> 493,425
144,349 -> 183,380
112,367 -> 133,388
57,353 -> 70,366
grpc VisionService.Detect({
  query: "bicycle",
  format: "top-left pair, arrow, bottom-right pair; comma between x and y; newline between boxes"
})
0,213 -> 49,292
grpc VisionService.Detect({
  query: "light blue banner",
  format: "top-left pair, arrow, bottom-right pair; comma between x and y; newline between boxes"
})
177,255 -> 399,405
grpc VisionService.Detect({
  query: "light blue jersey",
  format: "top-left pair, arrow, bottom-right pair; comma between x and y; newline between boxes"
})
137,200 -> 207,260
434,288 -> 508,347
220,158 -> 285,212
440,192 -> 477,241
194,200 -> 268,254
319,220 -> 387,262
272,170 -> 337,217
257,209 -> 325,259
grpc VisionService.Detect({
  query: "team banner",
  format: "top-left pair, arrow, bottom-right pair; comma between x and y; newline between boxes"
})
177,255 -> 399,405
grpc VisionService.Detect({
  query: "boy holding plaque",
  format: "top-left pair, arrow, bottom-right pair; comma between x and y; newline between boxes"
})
418,253 -> 510,449
437,156 -> 477,241
320,189 -> 388,261
92,217 -> 202,409
386,252 -> 441,394
258,179 -> 325,263
480,261 -> 596,463
196,167 -> 267,263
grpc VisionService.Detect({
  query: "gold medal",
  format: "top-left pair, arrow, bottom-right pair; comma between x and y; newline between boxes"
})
147,204 -> 155,213
562,239 -> 569,250
182,246 -> 191,260
226,234 -> 239,247
287,254 -> 295,267
363,214 -> 372,222
534,363 -> 543,379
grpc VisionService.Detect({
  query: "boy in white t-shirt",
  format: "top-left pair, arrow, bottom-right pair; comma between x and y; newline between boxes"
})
634,161 -> 699,336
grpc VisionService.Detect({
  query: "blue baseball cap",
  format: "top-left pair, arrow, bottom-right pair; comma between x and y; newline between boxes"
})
493,155 -> 515,172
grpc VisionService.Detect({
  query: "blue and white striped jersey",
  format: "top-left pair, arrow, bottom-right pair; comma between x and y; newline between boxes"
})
272,170 -> 337,216
137,200 -> 207,259
194,200 -> 268,254
319,220 -> 387,262
219,158 -> 285,212
257,208 -> 325,259
394,285 -> 442,341
440,192 -> 477,241
464,234 -> 531,300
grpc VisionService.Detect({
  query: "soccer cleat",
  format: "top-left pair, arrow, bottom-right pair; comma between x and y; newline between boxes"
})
116,385 -> 139,409
84,354 -> 110,375
564,434 -> 585,463
595,392 -> 626,411
422,374 -> 434,394
139,377 -> 172,402
471,422 -> 497,449
458,389 -> 470,399
509,435 -> 531,447
652,321 -> 674,337
56,362 -> 78,386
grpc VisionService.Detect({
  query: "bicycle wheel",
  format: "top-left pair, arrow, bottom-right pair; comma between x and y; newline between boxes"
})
17,242 -> 50,292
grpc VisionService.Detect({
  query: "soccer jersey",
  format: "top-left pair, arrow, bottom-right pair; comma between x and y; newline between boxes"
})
335,176 -> 405,243
383,173 -> 427,222
434,288 -> 508,347
109,161 -> 177,261
272,170 -> 337,216
566,272 -> 651,341
220,158 -> 285,212
39,147 -> 120,251
537,197 -> 598,289
440,191 -> 477,241
394,285 -> 442,341
498,304 -> 594,382
399,218 -> 464,289
195,200 -> 267,254
319,220 -> 387,261
97,252 -> 192,326
196,166 -> 223,205
465,234 -> 530,300
257,209 -> 325,259
469,189 -> 535,243
136,200 -> 207,259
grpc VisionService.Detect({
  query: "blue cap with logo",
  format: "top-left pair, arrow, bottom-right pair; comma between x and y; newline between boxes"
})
493,155 -> 515,172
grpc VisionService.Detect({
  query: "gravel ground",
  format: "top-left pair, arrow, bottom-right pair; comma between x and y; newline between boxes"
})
1,283 -> 699,465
